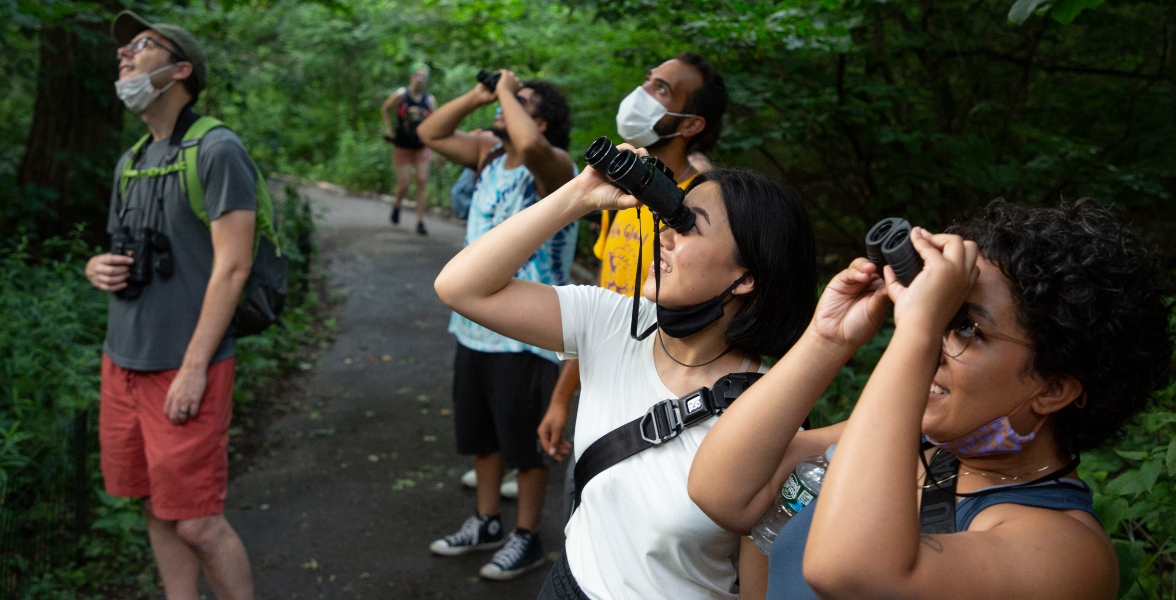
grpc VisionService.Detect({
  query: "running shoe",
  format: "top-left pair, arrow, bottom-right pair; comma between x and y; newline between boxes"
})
460,468 -> 519,498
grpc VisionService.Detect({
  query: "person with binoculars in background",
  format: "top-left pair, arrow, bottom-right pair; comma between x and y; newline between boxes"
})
537,51 -> 729,519
415,69 -> 577,581
434,125 -> 819,597
381,64 -> 437,235
689,201 -> 1174,600
83,11 -> 257,600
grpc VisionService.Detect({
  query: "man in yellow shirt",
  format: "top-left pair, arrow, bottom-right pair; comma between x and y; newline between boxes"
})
537,52 -> 728,511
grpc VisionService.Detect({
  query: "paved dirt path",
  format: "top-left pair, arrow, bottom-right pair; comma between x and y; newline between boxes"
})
226,188 -> 570,599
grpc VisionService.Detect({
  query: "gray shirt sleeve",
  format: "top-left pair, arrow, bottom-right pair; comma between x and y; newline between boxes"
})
197,128 -> 258,221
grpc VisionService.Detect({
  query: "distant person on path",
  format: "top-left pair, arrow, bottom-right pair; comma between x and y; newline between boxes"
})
84,11 -> 255,599
382,65 -> 437,235
417,69 -> 577,580
536,50 -> 729,522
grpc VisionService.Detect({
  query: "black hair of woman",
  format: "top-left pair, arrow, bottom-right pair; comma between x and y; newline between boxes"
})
686,169 -> 818,358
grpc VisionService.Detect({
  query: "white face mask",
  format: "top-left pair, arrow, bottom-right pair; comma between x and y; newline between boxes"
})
115,64 -> 178,113
615,86 -> 695,148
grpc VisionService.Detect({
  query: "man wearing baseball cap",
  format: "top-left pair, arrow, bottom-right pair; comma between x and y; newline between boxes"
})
85,11 -> 256,598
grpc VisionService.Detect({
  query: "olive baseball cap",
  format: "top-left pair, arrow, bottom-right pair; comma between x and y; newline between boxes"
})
111,10 -> 208,94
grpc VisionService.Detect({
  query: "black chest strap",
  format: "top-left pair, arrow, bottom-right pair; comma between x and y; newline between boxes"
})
919,445 -> 960,534
572,371 -> 763,510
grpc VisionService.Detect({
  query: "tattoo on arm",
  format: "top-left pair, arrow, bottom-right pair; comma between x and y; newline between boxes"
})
920,535 -> 944,553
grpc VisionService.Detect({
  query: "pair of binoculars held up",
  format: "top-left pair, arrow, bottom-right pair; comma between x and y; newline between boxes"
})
583,137 -> 695,234
476,70 -> 501,90
865,218 -> 924,286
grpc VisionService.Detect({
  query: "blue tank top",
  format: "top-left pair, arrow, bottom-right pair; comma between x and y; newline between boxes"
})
765,479 -> 1097,600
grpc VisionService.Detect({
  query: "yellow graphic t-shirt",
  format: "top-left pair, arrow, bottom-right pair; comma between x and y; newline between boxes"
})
593,174 -> 698,295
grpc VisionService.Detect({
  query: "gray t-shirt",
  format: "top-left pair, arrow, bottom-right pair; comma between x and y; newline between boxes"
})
104,124 -> 257,371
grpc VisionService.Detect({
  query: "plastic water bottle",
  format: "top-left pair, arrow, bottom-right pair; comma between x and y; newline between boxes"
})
749,444 -> 836,555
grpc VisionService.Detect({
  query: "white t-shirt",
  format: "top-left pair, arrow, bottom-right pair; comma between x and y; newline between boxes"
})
556,285 -> 760,600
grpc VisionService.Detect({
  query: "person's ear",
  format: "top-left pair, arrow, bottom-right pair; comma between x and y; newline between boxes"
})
1032,374 -> 1084,416
679,115 -> 706,140
733,273 -> 755,297
170,61 -> 193,83
534,117 -> 548,134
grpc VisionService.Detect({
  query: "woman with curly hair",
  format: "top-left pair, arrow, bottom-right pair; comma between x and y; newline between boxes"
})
690,199 -> 1173,600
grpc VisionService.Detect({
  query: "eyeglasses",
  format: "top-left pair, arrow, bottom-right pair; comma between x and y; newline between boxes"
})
117,36 -> 187,63
942,310 -> 1033,358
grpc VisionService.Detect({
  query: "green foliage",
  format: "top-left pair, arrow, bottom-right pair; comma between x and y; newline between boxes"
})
0,188 -> 327,598
1081,311 -> 1176,597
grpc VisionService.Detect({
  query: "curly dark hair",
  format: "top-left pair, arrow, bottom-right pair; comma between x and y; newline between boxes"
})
686,169 -> 817,358
948,199 -> 1174,455
522,80 -> 571,150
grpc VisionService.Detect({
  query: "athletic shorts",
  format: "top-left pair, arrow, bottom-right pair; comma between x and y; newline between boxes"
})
452,343 -> 559,470
393,145 -> 434,165
99,354 -> 235,521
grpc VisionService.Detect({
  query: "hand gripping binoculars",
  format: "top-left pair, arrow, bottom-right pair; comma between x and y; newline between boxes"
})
583,136 -> 695,234
112,225 -> 174,300
476,69 -> 501,90
865,218 -> 923,286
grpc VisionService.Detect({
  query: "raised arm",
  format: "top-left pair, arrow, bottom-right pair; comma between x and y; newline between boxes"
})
417,84 -> 499,169
435,162 -> 639,353
494,71 -> 574,198
381,87 -> 406,137
689,259 -> 890,532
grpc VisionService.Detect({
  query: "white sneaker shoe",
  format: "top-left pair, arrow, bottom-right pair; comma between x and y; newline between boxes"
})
500,469 -> 519,499
459,468 -> 520,498
461,468 -> 477,489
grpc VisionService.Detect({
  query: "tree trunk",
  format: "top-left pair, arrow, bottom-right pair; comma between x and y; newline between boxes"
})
15,9 -> 124,242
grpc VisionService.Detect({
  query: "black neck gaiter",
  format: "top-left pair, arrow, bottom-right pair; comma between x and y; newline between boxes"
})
656,272 -> 749,338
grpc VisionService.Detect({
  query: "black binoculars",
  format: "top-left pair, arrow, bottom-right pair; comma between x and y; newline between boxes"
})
584,136 -> 695,234
865,218 -> 923,286
476,69 -> 501,90
112,225 -> 173,300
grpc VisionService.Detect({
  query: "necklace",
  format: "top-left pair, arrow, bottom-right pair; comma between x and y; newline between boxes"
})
657,330 -> 734,368
918,462 -> 1057,489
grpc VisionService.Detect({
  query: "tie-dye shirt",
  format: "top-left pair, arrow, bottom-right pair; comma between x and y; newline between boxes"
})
448,147 -> 578,363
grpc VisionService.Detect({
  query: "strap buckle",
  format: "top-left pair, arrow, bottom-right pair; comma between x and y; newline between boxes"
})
639,387 -> 715,445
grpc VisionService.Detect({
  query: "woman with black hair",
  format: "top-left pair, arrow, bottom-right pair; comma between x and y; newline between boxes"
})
434,151 -> 817,598
690,200 -> 1174,600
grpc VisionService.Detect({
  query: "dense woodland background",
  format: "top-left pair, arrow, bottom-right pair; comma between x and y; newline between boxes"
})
1,0 -> 1174,597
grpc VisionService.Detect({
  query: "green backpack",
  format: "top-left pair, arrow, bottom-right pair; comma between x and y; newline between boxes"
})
119,116 -> 288,337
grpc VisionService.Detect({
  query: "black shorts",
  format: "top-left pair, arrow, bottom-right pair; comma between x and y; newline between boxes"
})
452,343 -> 559,470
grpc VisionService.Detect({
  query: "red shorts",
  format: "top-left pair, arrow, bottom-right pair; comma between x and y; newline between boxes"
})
393,145 -> 434,165
99,354 -> 235,521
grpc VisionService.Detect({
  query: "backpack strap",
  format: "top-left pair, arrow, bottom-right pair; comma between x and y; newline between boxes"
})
571,371 -> 763,511
178,116 -> 281,257
475,144 -> 507,183
179,116 -> 227,227
918,445 -> 960,534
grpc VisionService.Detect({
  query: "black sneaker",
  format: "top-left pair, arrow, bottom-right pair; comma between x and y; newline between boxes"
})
390,207 -> 400,224
479,530 -> 545,581
429,514 -> 504,556
416,221 -> 428,236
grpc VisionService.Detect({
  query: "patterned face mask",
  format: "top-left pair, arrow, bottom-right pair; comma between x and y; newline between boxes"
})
926,397 -> 1048,458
